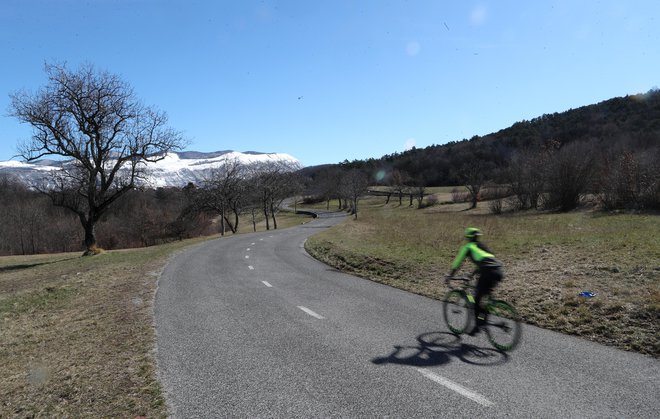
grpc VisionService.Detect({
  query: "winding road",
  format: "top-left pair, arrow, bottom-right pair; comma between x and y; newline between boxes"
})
155,211 -> 659,418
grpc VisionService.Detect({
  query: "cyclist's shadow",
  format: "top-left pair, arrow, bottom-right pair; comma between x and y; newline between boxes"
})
371,331 -> 509,367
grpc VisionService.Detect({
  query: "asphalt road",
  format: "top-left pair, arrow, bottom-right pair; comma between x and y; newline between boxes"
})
155,211 -> 659,418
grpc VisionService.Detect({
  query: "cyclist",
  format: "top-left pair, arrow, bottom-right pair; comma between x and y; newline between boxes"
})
447,227 -> 503,335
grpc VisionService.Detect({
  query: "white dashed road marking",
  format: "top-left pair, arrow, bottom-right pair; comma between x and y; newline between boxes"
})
416,368 -> 494,407
248,266 -> 254,270
297,306 -> 325,319
262,281 -> 273,287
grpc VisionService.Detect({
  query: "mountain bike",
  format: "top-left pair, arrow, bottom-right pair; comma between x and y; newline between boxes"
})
443,273 -> 522,351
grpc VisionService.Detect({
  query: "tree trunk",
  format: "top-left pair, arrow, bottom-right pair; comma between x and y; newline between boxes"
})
251,208 -> 257,232
416,192 -> 424,209
263,201 -> 270,230
223,216 -> 236,234
219,207 -> 226,236
233,211 -> 240,233
270,202 -> 278,229
82,220 -> 97,255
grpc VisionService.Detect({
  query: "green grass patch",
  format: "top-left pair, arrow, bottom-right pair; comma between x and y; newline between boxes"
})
0,285 -> 76,315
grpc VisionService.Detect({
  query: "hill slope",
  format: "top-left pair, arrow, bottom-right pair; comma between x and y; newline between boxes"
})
331,89 -> 660,186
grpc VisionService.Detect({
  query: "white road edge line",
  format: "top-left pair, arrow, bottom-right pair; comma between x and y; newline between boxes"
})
262,281 -> 272,287
297,306 -> 325,319
416,368 -> 494,407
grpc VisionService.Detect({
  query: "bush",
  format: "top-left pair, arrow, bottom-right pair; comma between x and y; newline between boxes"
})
425,194 -> 439,207
451,188 -> 470,203
489,198 -> 504,214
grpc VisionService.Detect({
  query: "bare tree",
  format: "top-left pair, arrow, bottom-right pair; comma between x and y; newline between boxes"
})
506,149 -> 546,210
408,174 -> 427,209
542,141 -> 596,211
389,169 -> 412,206
340,169 -> 369,219
195,158 -> 247,235
596,148 -> 660,210
10,63 -> 185,254
250,161 -> 303,230
314,167 -> 343,210
456,161 -> 488,209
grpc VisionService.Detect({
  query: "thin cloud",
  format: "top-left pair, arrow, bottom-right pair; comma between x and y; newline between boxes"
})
470,4 -> 488,26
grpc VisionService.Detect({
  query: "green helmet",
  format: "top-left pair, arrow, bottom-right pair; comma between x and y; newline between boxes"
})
464,227 -> 482,239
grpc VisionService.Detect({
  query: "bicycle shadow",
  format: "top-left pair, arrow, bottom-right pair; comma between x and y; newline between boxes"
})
371,331 -> 509,368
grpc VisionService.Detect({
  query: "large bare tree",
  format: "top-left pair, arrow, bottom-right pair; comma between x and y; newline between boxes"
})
10,63 -> 185,254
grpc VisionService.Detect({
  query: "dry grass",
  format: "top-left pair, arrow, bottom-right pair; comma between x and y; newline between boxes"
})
0,211 -> 313,417
0,243 -> 194,417
306,198 -> 660,357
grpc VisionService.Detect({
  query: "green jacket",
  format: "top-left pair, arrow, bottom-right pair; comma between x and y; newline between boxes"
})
451,241 -> 502,272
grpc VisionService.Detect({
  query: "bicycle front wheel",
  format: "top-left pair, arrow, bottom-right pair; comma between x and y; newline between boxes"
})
484,300 -> 522,351
443,290 -> 471,335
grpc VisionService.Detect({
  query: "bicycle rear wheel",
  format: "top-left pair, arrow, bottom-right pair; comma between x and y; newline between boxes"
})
484,300 -> 521,351
443,290 -> 471,335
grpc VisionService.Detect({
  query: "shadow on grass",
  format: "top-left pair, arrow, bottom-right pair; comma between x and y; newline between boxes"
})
372,331 -> 509,367
0,257 -> 80,273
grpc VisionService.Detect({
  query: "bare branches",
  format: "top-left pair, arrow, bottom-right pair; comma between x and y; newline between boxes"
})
9,62 -> 186,253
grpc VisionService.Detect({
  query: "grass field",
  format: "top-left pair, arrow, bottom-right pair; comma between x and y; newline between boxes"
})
0,210 -> 310,417
1,200 -> 657,416
305,197 -> 660,357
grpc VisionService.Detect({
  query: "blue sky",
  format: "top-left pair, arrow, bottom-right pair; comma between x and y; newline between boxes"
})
1,1 -> 658,167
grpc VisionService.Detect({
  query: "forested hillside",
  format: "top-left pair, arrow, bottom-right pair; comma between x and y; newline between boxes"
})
330,89 -> 660,187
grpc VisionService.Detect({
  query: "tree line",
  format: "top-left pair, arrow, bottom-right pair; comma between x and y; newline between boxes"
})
306,89 -> 660,212
0,158 -> 376,256
0,158 -> 307,256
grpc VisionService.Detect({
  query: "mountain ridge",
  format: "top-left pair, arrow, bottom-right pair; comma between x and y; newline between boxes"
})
0,150 -> 301,188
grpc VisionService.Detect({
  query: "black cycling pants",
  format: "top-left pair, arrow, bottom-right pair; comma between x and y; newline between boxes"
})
475,267 -> 503,321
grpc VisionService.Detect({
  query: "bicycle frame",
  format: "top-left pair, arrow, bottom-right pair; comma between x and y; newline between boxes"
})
444,273 -> 521,351
447,272 -> 502,306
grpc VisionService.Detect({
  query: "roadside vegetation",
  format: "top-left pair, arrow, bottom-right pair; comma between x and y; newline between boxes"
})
0,211 -> 310,417
305,197 -> 660,357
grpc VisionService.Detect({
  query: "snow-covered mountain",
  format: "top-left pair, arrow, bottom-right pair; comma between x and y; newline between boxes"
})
0,150 -> 301,188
